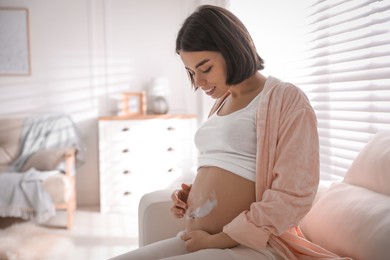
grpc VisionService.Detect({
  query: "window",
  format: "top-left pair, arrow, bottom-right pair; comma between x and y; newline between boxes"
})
296,0 -> 390,180
230,0 -> 390,180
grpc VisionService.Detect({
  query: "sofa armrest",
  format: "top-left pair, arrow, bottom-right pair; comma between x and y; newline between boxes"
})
138,189 -> 186,247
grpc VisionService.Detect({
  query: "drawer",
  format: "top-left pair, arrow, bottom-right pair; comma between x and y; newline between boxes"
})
104,123 -> 152,144
100,171 -> 180,214
101,161 -> 181,185
103,143 -> 185,165
100,169 -> 143,192
101,189 -> 142,214
101,118 -> 191,142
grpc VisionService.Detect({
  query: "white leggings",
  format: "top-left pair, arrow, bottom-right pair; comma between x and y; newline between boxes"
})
109,236 -> 284,260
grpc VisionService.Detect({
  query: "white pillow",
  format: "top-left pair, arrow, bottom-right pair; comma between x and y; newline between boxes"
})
300,182 -> 390,260
344,131 -> 390,196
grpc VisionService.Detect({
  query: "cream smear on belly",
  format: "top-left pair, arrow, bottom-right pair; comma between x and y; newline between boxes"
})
187,190 -> 218,219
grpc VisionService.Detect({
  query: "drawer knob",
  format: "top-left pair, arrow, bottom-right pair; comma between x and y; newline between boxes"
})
123,191 -> 132,196
123,170 -> 131,175
167,147 -> 174,152
167,168 -> 174,173
167,126 -> 175,131
122,149 -> 129,153
122,127 -> 130,132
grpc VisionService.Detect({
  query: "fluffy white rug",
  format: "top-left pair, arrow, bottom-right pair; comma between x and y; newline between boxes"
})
0,222 -> 74,260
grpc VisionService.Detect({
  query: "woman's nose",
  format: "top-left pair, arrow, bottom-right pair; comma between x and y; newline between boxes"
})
194,73 -> 206,88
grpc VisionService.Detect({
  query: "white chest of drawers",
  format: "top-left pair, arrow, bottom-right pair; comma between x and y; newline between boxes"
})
98,115 -> 197,214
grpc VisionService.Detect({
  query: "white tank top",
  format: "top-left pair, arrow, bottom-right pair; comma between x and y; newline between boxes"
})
194,91 -> 262,182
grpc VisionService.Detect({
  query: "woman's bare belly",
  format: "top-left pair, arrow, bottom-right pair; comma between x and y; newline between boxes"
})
185,166 -> 255,234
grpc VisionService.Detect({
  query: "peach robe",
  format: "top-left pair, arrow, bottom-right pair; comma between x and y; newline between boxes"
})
209,77 -> 350,259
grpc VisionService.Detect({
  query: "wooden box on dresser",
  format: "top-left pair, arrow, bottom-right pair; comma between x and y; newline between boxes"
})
98,114 -> 197,216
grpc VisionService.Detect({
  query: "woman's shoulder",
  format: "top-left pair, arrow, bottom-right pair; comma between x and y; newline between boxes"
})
264,76 -> 302,95
262,76 -> 313,111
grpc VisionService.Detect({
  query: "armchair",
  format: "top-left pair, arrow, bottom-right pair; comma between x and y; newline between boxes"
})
0,114 -> 83,229
138,188 -> 185,247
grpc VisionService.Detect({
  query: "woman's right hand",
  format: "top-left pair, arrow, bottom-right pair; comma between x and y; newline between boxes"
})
171,183 -> 192,218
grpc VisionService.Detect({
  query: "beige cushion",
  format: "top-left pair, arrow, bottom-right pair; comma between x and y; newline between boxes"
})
0,118 -> 24,169
43,173 -> 72,204
21,148 -> 69,172
0,144 -> 19,172
300,182 -> 390,260
344,131 -> 390,196
301,183 -> 390,259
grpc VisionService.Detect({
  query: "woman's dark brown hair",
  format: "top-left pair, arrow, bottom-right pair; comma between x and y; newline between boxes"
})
176,5 -> 264,88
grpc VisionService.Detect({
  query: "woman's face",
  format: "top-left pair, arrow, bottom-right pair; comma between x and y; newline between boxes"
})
179,51 -> 229,99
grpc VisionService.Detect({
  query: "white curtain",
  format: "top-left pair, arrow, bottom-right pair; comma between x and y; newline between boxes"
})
291,0 -> 390,180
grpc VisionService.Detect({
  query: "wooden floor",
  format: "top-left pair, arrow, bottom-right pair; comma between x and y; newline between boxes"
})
0,206 -> 139,260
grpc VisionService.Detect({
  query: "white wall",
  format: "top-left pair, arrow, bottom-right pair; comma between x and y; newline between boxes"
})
230,0 -> 308,81
0,0 -> 225,206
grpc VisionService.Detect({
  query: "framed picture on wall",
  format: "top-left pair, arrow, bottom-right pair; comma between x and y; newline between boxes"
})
121,92 -> 147,115
0,8 -> 31,76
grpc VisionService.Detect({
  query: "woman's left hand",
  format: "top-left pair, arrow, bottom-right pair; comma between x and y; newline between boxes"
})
181,230 -> 239,252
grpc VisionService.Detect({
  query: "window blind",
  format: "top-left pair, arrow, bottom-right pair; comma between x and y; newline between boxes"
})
292,0 -> 390,180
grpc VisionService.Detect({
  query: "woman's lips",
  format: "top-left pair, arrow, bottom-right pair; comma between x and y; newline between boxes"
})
204,87 -> 216,96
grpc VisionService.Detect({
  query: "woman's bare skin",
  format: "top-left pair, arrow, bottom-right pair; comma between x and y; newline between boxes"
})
170,166 -> 256,251
185,167 -> 256,234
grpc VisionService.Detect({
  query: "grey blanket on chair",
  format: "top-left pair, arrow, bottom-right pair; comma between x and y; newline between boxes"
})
0,169 -> 58,223
7,113 -> 85,173
0,113 -> 84,222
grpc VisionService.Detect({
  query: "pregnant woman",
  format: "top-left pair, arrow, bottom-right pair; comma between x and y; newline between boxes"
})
110,5 -> 347,260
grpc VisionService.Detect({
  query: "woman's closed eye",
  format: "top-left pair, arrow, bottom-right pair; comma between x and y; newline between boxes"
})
201,66 -> 212,74
185,66 -> 211,78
